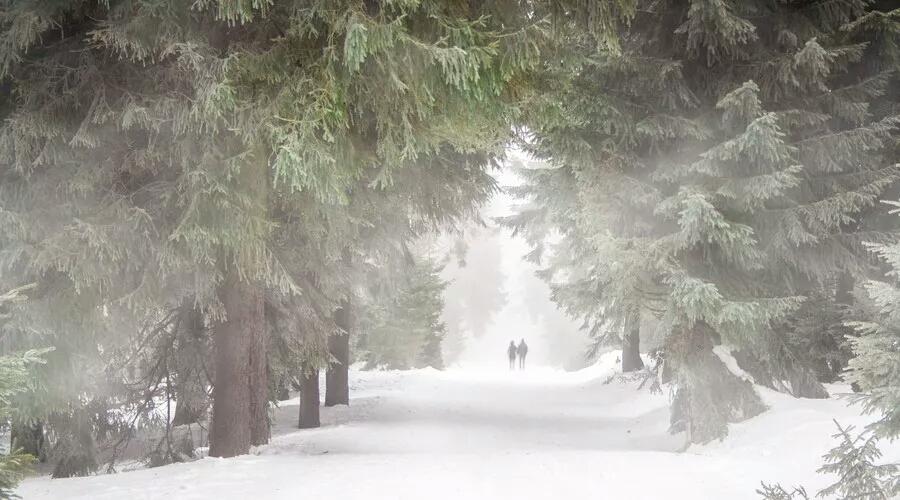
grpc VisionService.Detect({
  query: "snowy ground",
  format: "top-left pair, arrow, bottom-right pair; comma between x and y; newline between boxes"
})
19,353 -> 900,499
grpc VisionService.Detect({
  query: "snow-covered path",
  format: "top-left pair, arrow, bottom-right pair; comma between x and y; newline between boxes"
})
18,356 -> 900,499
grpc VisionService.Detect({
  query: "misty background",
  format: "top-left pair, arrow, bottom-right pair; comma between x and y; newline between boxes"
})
439,157 -> 589,371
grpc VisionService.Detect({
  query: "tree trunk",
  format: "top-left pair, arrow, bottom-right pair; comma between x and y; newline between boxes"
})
209,146 -> 270,455
325,299 -> 351,407
298,364 -> 320,429
172,303 -> 209,427
622,306 -> 644,372
248,305 -> 269,446
247,148 -> 271,447
11,421 -> 45,462
209,272 -> 255,458
50,410 -> 98,478
276,372 -> 291,401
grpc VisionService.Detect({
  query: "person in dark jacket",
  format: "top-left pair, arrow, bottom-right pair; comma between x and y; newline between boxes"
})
507,340 -> 517,370
517,339 -> 528,370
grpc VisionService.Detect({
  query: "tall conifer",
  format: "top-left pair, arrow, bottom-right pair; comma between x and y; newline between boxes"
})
510,0 -> 900,443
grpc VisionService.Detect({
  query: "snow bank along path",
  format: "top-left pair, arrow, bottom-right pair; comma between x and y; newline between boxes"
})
19,353 -> 900,499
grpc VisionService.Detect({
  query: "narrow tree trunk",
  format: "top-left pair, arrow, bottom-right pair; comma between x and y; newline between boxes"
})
299,364 -> 320,429
172,303 -> 209,426
276,372 -> 291,401
209,273 -> 255,458
325,299 -> 351,407
622,306 -> 644,372
11,421 -> 45,462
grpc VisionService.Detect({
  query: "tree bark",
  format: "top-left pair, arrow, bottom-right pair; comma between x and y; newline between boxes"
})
298,364 -> 320,429
209,146 -> 270,454
172,303 -> 209,427
325,299 -> 351,407
248,304 -> 269,446
209,273 -> 256,458
622,306 -> 644,372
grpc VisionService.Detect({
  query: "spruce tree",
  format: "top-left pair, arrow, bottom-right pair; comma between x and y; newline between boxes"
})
846,200 -> 900,440
510,0 -> 900,443
357,252 -> 449,370
817,423 -> 899,500
758,422 -> 900,500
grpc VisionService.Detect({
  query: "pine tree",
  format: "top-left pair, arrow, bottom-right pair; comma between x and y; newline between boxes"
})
511,0 -> 900,443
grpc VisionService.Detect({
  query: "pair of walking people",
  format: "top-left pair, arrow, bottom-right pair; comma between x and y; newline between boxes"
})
507,339 -> 528,370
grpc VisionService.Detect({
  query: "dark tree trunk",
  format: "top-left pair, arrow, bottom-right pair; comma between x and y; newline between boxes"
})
50,410 -> 98,478
248,304 -> 269,446
209,273 -> 255,458
11,421 -> 45,462
299,364 -> 320,429
622,306 -> 644,372
276,372 -> 291,401
172,303 -> 209,426
209,147 -> 269,455
247,149 -> 271,447
325,299 -> 351,407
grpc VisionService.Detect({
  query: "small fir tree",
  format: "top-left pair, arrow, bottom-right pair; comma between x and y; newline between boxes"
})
357,254 -> 448,370
817,423 -> 899,500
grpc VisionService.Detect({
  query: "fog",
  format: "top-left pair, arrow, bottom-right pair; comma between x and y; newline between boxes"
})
440,160 -> 589,371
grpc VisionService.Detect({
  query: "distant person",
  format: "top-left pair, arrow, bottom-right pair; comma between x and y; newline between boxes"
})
507,340 -> 517,370
517,339 -> 528,370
